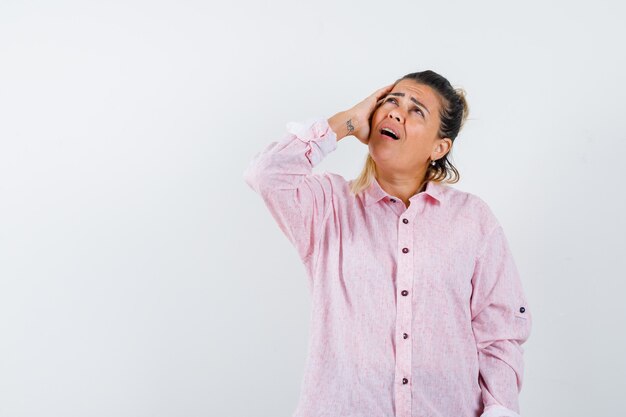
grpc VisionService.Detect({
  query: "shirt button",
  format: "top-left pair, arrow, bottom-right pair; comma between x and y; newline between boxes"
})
403,333 -> 408,339
390,198 -> 396,203
402,218 -> 409,224
519,307 -> 526,313
402,247 -> 409,253
401,290 -> 408,296
402,378 -> 408,384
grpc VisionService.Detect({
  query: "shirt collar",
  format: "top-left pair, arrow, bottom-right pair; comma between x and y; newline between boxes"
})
362,176 -> 446,207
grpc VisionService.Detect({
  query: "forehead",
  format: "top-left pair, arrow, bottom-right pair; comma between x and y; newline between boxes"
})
390,80 -> 440,112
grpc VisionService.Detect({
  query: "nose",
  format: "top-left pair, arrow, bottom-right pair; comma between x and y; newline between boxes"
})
388,109 -> 402,123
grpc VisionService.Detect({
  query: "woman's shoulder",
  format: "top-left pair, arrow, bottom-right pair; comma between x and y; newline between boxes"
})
304,171 -> 352,198
443,183 -> 488,205
442,184 -> 501,229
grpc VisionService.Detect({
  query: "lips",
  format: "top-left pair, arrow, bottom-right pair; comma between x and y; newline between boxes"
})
380,130 -> 398,141
379,123 -> 401,141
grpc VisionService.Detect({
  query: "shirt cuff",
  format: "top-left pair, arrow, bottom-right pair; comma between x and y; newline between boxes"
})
480,404 -> 522,417
285,117 -> 337,165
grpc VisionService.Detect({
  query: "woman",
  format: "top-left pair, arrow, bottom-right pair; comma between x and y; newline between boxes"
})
243,70 -> 532,417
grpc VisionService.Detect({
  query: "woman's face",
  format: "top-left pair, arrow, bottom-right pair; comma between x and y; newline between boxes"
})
368,79 -> 451,176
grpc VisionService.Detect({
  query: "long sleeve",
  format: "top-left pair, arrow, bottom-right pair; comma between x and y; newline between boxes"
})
470,223 -> 532,417
242,117 -> 338,269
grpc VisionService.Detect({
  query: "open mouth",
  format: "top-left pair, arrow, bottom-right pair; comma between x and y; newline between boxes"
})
380,127 -> 399,140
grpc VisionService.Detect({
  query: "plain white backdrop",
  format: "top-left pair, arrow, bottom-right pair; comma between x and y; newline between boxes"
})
1,1 -> 624,416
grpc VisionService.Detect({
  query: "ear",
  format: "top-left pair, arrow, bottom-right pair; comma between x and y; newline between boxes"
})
432,137 -> 452,160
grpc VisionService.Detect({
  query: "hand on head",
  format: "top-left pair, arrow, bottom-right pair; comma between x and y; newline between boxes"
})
347,83 -> 395,145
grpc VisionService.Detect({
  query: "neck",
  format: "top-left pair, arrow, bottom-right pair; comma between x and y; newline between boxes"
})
375,168 -> 428,207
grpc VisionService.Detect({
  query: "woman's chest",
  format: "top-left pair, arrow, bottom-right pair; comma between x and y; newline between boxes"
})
330,208 -> 477,303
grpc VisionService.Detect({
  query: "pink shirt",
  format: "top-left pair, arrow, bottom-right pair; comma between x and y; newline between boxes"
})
243,117 -> 532,417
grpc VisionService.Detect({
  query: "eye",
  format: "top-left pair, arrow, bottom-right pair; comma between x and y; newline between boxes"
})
385,97 -> 423,116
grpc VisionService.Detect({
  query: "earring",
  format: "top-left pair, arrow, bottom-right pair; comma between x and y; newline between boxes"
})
430,159 -> 437,166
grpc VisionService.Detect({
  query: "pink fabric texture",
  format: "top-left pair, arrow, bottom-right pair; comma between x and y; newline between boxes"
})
243,117 -> 532,417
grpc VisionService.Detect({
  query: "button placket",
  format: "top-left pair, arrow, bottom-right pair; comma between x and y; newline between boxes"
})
394,208 -> 416,417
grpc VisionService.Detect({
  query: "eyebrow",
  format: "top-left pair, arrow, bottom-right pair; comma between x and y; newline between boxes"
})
386,92 -> 430,115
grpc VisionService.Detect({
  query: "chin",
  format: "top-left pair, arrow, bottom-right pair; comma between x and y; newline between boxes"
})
368,145 -> 396,163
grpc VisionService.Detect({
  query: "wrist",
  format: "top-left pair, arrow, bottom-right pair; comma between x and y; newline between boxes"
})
327,111 -> 358,141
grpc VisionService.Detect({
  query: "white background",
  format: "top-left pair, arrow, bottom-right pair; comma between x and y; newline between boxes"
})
1,1 -> 625,416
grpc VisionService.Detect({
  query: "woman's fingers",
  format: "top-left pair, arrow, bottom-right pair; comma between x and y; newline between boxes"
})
368,83 -> 395,111
374,83 -> 395,99
371,83 -> 395,106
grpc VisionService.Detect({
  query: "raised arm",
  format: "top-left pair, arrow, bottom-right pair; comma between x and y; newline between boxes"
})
242,84 -> 394,276
242,116 -> 340,267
